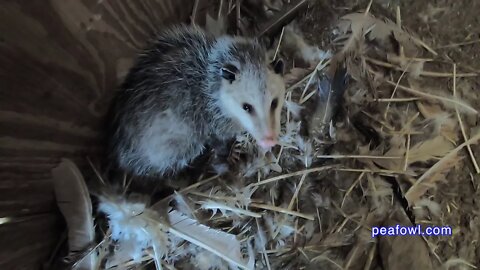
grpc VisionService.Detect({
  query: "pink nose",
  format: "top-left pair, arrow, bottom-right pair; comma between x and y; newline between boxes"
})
265,130 -> 275,138
258,139 -> 277,149
258,132 -> 277,149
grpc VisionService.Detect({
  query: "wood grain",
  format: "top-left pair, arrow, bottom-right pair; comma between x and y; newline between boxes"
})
0,0 -> 193,268
0,214 -> 61,270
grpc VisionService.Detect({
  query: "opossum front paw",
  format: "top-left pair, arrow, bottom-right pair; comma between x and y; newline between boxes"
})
227,142 -> 242,165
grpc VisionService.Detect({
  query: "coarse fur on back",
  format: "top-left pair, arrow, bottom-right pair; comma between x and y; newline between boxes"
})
107,24 -> 285,176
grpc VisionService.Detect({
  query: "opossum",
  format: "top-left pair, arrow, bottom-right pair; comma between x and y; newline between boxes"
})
107,25 -> 285,177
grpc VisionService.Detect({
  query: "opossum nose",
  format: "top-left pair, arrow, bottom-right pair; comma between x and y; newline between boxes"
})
265,130 -> 275,139
259,137 -> 277,149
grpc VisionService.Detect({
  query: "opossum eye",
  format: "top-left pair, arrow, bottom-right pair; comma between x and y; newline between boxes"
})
242,103 -> 254,114
221,68 -> 235,82
271,98 -> 278,111
221,64 -> 239,83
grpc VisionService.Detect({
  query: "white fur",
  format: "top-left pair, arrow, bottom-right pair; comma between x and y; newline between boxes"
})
219,66 -> 285,145
209,35 -> 286,146
134,111 -> 204,174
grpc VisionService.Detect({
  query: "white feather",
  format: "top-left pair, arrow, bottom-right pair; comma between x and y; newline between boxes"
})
174,191 -> 197,219
280,121 -> 301,146
194,249 -> 229,270
295,136 -> 314,168
99,195 -> 254,269
232,185 -> 259,208
284,100 -> 304,118
414,199 -> 442,218
51,158 -> 96,270
201,200 -> 261,218
168,210 -> 252,270
98,195 -> 169,267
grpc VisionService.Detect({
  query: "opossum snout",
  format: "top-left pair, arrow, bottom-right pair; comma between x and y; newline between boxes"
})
258,130 -> 278,149
258,138 -> 277,149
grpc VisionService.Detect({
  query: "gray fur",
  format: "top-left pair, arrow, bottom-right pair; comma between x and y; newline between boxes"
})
107,25 -> 283,176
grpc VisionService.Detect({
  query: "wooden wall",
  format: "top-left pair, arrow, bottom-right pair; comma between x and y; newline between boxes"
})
0,1 -> 193,268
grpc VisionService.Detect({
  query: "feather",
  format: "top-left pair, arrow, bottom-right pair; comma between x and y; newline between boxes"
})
284,100 -> 304,118
375,135 -> 455,171
373,135 -> 405,170
294,136 -> 313,168
336,12 -> 421,56
201,200 -> 261,218
413,199 -> 442,218
310,65 -> 349,139
312,192 -> 331,209
416,101 -> 444,119
174,191 -> 197,219
405,132 -> 480,205
408,136 -> 454,164
263,213 -> 295,246
416,102 -> 458,141
282,24 -> 332,65
51,158 -> 96,270
366,174 -> 393,215
280,121 -> 301,146
442,258 -> 477,269
233,185 -> 258,208
194,249 -> 229,270
167,209 -> 252,270
408,80 -> 478,115
255,219 -> 271,270
98,194 -> 169,267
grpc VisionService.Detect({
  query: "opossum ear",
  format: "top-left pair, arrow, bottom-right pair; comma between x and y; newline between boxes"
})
221,64 -> 239,83
271,59 -> 284,75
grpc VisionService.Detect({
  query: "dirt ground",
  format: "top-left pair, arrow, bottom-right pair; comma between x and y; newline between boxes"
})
299,0 -> 480,267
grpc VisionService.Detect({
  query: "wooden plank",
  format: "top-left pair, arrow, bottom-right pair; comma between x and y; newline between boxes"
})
0,1 -> 194,268
0,214 -> 61,270
0,179 -> 55,217
0,0 -> 194,161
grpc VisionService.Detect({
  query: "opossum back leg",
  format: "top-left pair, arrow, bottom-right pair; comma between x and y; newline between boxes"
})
139,113 -> 204,174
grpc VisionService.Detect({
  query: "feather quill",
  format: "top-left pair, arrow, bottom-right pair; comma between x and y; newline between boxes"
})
310,65 -> 348,139
201,200 -> 261,218
51,158 -> 96,270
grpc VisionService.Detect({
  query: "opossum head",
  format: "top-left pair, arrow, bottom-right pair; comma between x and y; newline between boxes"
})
213,38 -> 285,149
